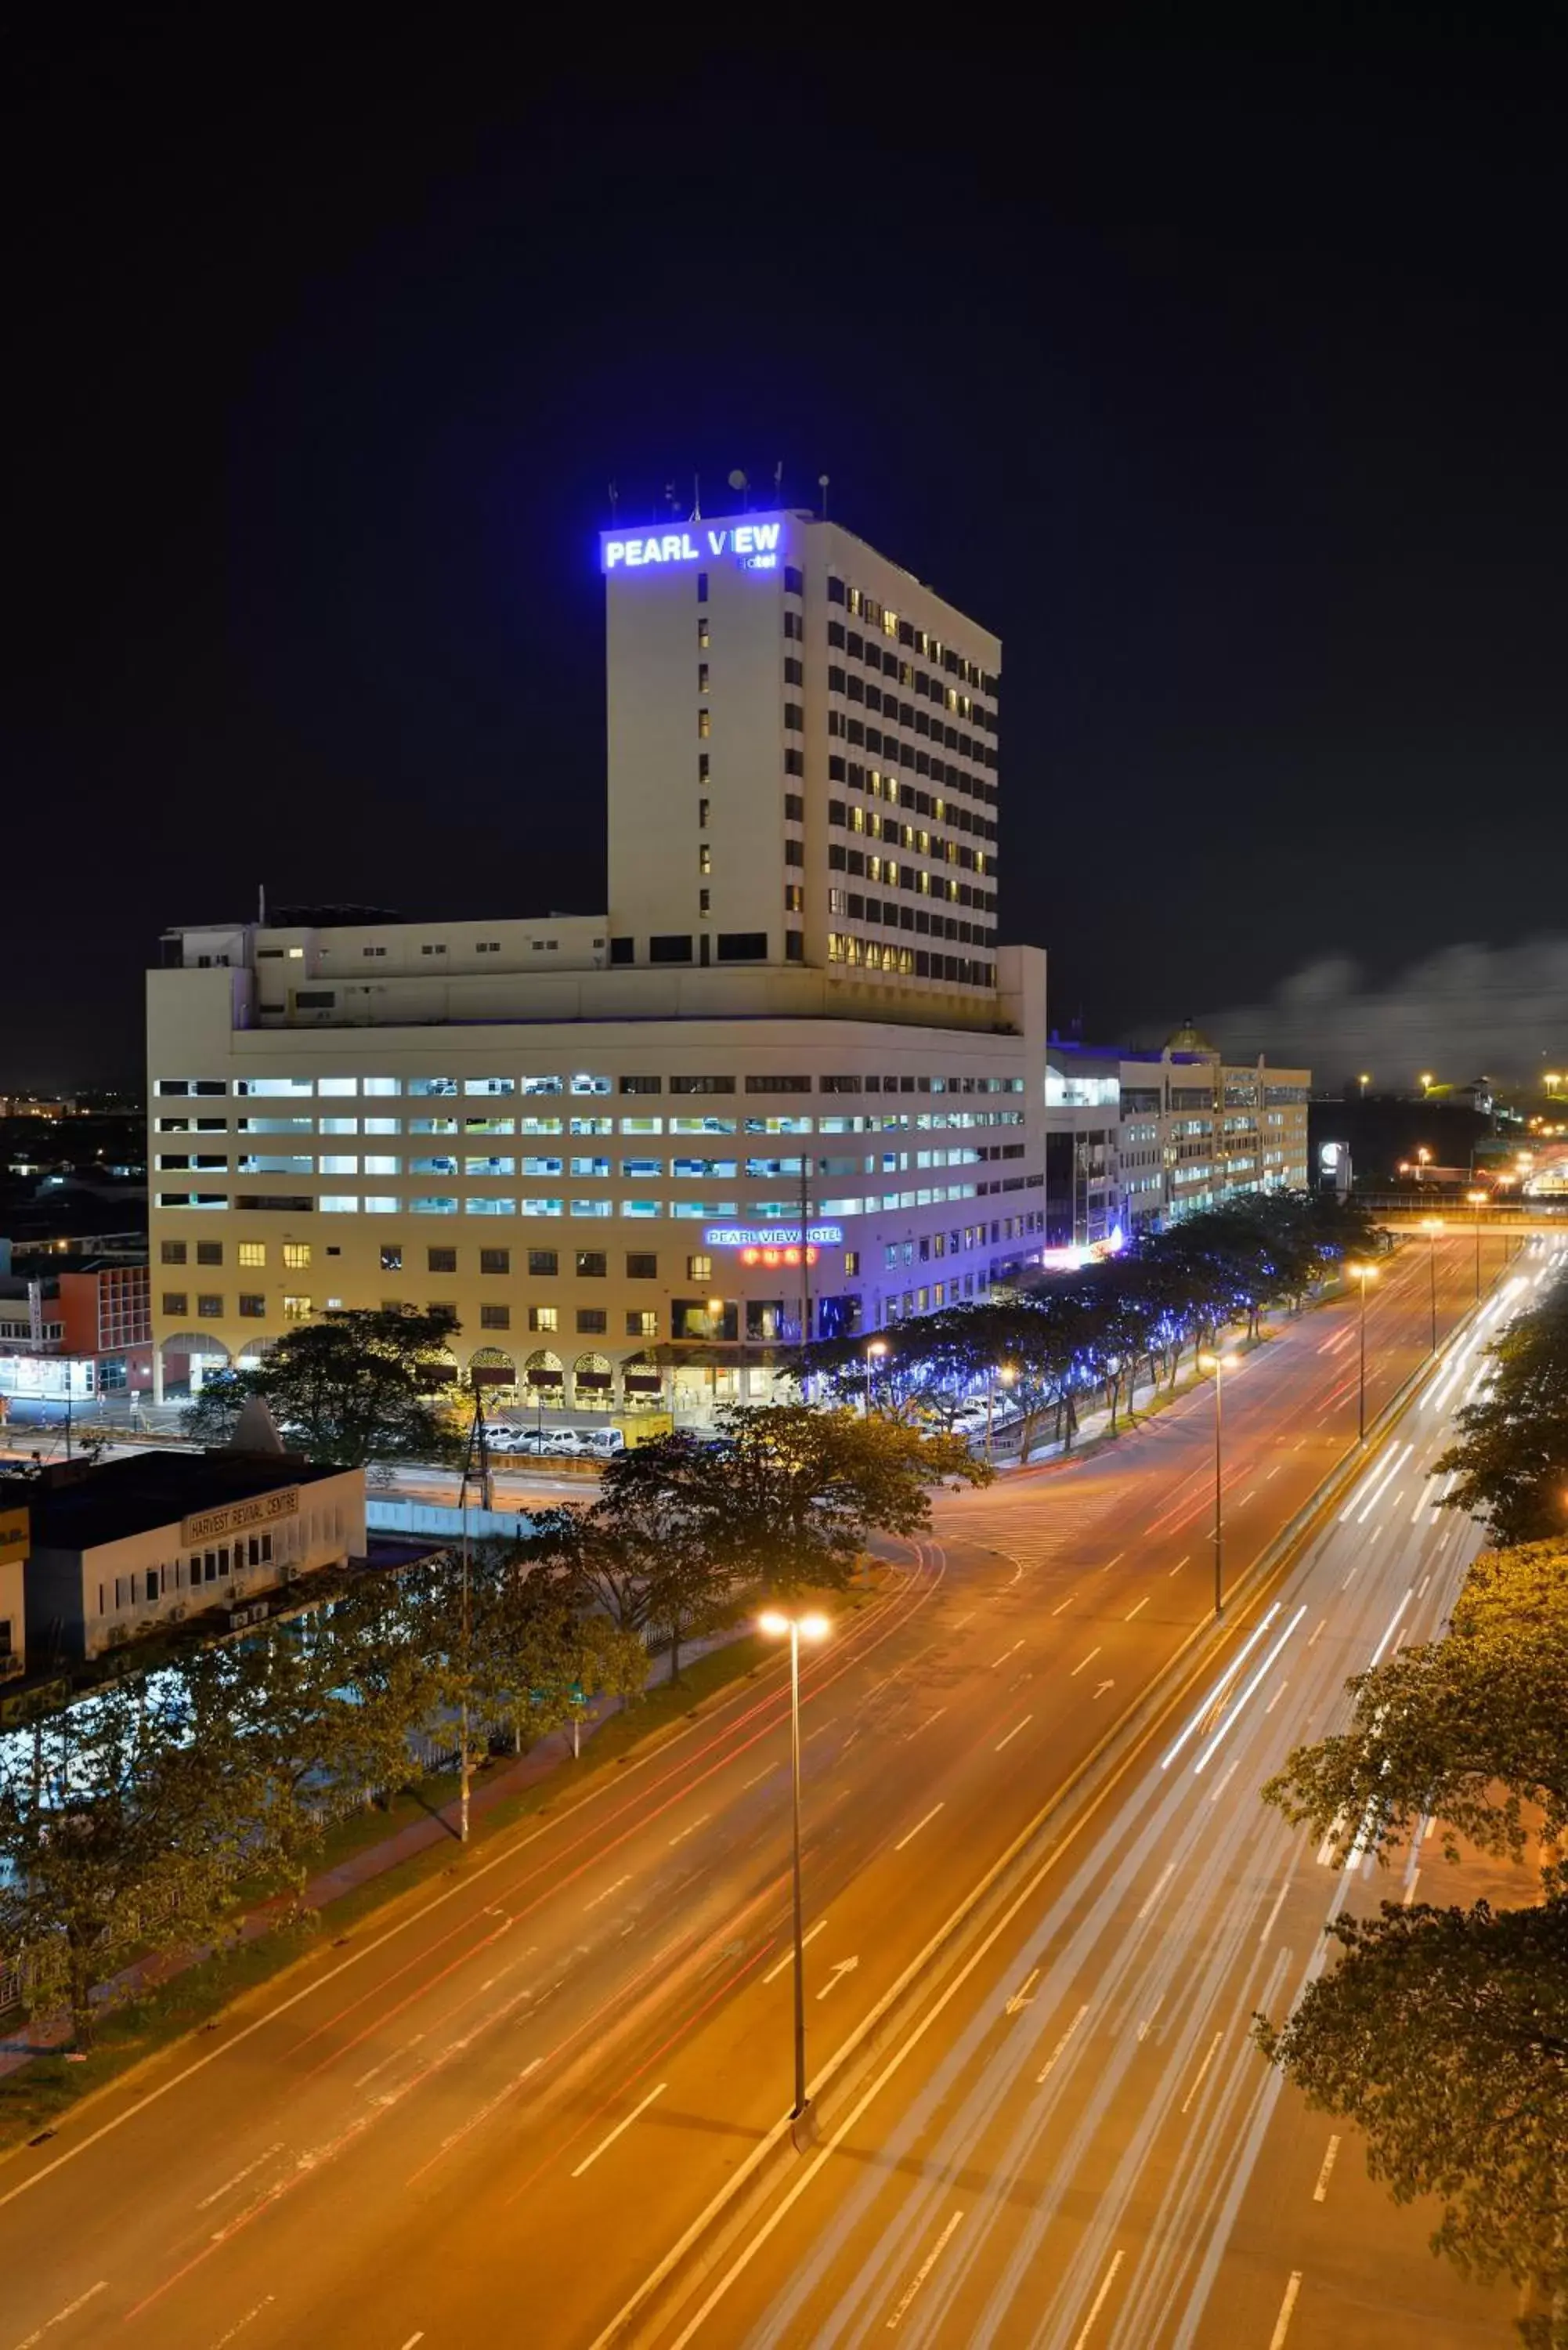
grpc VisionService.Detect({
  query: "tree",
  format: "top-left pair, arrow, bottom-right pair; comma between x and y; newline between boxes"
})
180,1307 -> 464,1467
1254,1897 -> 1568,2344
0,1676 -> 263,2047
668,1402 -> 990,1596
1433,1280 -> 1568,1546
1261,1538 -> 1568,1885
527,1433 -> 736,1682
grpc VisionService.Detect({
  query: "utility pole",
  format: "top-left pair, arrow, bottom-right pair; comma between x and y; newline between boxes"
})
799,1148 -> 811,1351
455,1386 -> 492,1846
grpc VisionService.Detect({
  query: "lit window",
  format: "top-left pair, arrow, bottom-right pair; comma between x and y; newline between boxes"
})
529,1305 -> 558,1332
238,1242 -> 266,1268
698,709 -> 711,739
282,1242 -> 311,1270
698,843 -> 712,875
688,1253 -> 713,1282
283,1295 -> 312,1321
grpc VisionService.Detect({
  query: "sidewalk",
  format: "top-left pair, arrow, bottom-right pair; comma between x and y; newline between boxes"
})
0,1624 -> 746,2077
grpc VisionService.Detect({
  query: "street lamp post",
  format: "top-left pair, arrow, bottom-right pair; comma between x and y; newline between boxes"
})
1346,1261 -> 1380,1441
1465,1189 -> 1487,1300
1198,1351 -> 1237,1618
758,1607 -> 830,2132
1420,1218 -> 1443,1354
985,1363 -> 1016,1460
864,1338 -> 887,1415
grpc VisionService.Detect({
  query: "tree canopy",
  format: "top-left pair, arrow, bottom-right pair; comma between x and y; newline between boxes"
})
1255,1897 -> 1568,2341
1433,1276 -> 1568,1546
1262,1537 -> 1568,1885
181,1306 -> 464,1466
803,1190 -> 1383,1446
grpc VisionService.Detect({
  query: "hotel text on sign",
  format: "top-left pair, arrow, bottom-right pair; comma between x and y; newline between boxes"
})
602,520 -> 785,573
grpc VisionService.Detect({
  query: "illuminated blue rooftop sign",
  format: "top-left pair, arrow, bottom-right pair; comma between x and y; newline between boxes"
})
704,1224 -> 843,1249
602,519 -> 785,573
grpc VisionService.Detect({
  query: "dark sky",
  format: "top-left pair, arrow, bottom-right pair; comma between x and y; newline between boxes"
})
9,21 -> 1567,1087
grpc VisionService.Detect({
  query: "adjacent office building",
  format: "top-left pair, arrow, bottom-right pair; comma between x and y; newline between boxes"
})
1044,1027 -> 1311,1251
149,510 -> 1048,1415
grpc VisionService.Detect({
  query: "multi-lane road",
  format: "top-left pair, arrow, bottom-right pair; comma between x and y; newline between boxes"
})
0,1235 -> 1539,2350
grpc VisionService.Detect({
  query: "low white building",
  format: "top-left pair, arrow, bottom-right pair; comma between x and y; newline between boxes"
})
7,1448 -> 365,1665
0,1501 -> 26,1680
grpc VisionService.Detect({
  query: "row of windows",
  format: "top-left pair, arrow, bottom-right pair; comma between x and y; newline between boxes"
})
826,577 -> 997,696
158,1183 -> 990,1223
824,625 -> 995,732
162,1151 -> 992,1180
827,938 -> 997,985
825,663 -> 995,761
161,1107 -> 1021,1146
831,761 -> 997,839
826,891 -> 995,943
100,1533 -> 275,1613
825,709 -> 996,797
158,1070 -> 1018,1101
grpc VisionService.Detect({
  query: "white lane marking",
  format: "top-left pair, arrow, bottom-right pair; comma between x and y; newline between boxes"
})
1160,1604 -> 1282,1770
1136,1991 -> 1165,2042
570,2081 -> 668,2178
1268,2270 -> 1303,2348
990,1640 -> 1024,1668
804,1720 -> 840,1744
894,1802 -> 945,1853
583,1873 -> 634,1912
1070,2247 -> 1125,2350
1052,1591 -> 1078,1615
1306,1617 -> 1328,1648
1192,1608 -> 1306,1773
1069,1647 -> 1101,1679
207,2298 -> 275,2345
194,2142 -> 286,2209
1035,2001 -> 1089,2084
1180,2030 -> 1223,2113
1135,1863 -> 1175,1921
1403,1869 -> 1422,1906
1167,1553 -> 1190,1576
948,1611 -> 975,1629
762,1918 -> 827,1984
994,1714 -> 1033,1753
1367,1589 -> 1413,1668
816,1957 -> 859,2001
905,1707 -> 947,1741
1263,1679 -> 1288,1716
667,1813 -> 713,1845
1100,1552 -> 1125,1571
1208,1756 -> 1241,1803
741,1763 -> 779,1789
1313,2133 -> 1341,2202
10,2281 -> 108,2348
885,2208 -> 965,2330
399,2336 -> 426,2350
1125,1595 -> 1149,1622
1258,1867 -> 1293,1947
1417,1571 -> 1431,1597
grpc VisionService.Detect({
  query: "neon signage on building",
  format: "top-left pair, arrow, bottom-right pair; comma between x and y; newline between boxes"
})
602,519 -> 786,573
703,1224 -> 843,1249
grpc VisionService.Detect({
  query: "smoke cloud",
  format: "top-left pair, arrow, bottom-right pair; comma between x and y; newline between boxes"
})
1201,935 -> 1568,1091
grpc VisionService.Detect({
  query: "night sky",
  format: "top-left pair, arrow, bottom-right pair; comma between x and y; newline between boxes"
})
9,24 -> 1567,1089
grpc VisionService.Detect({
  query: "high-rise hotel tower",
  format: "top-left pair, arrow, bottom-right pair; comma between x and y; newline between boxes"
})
148,509 -> 1048,1415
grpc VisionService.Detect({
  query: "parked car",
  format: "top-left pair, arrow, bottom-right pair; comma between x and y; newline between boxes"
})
576,1426 -> 627,1457
480,1421 -> 519,1451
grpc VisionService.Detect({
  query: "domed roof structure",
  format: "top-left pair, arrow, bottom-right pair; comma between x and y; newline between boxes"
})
1165,1017 -> 1218,1054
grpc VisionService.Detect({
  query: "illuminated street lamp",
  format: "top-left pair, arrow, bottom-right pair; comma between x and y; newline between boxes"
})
1346,1261 -> 1380,1441
864,1337 -> 888,1415
986,1362 -> 1017,1459
1197,1350 -> 1240,1618
1465,1189 -> 1488,1299
1420,1217 -> 1444,1354
1357,1072 -> 1371,1101
1419,1072 -> 1434,1095
757,1607 -> 832,2131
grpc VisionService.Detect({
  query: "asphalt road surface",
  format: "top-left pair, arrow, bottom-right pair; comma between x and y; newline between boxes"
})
0,1235 -> 1537,2350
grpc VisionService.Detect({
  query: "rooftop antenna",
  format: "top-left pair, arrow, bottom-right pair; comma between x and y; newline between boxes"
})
818,472 -> 830,519
773,457 -> 783,507
691,472 -> 702,522
608,479 -> 619,522
728,466 -> 749,512
258,882 -> 267,926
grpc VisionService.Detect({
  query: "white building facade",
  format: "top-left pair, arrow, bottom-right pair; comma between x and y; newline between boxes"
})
148,509 -> 1047,1416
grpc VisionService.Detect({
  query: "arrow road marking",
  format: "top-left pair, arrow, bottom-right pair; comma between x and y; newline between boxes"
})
1004,1966 -> 1039,2016
816,1956 -> 859,2001
1093,1679 -> 1115,1700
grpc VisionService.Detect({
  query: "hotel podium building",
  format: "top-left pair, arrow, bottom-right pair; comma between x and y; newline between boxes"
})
149,509 -> 1050,1415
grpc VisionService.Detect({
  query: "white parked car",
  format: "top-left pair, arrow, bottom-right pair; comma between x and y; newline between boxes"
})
576,1427 -> 627,1457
